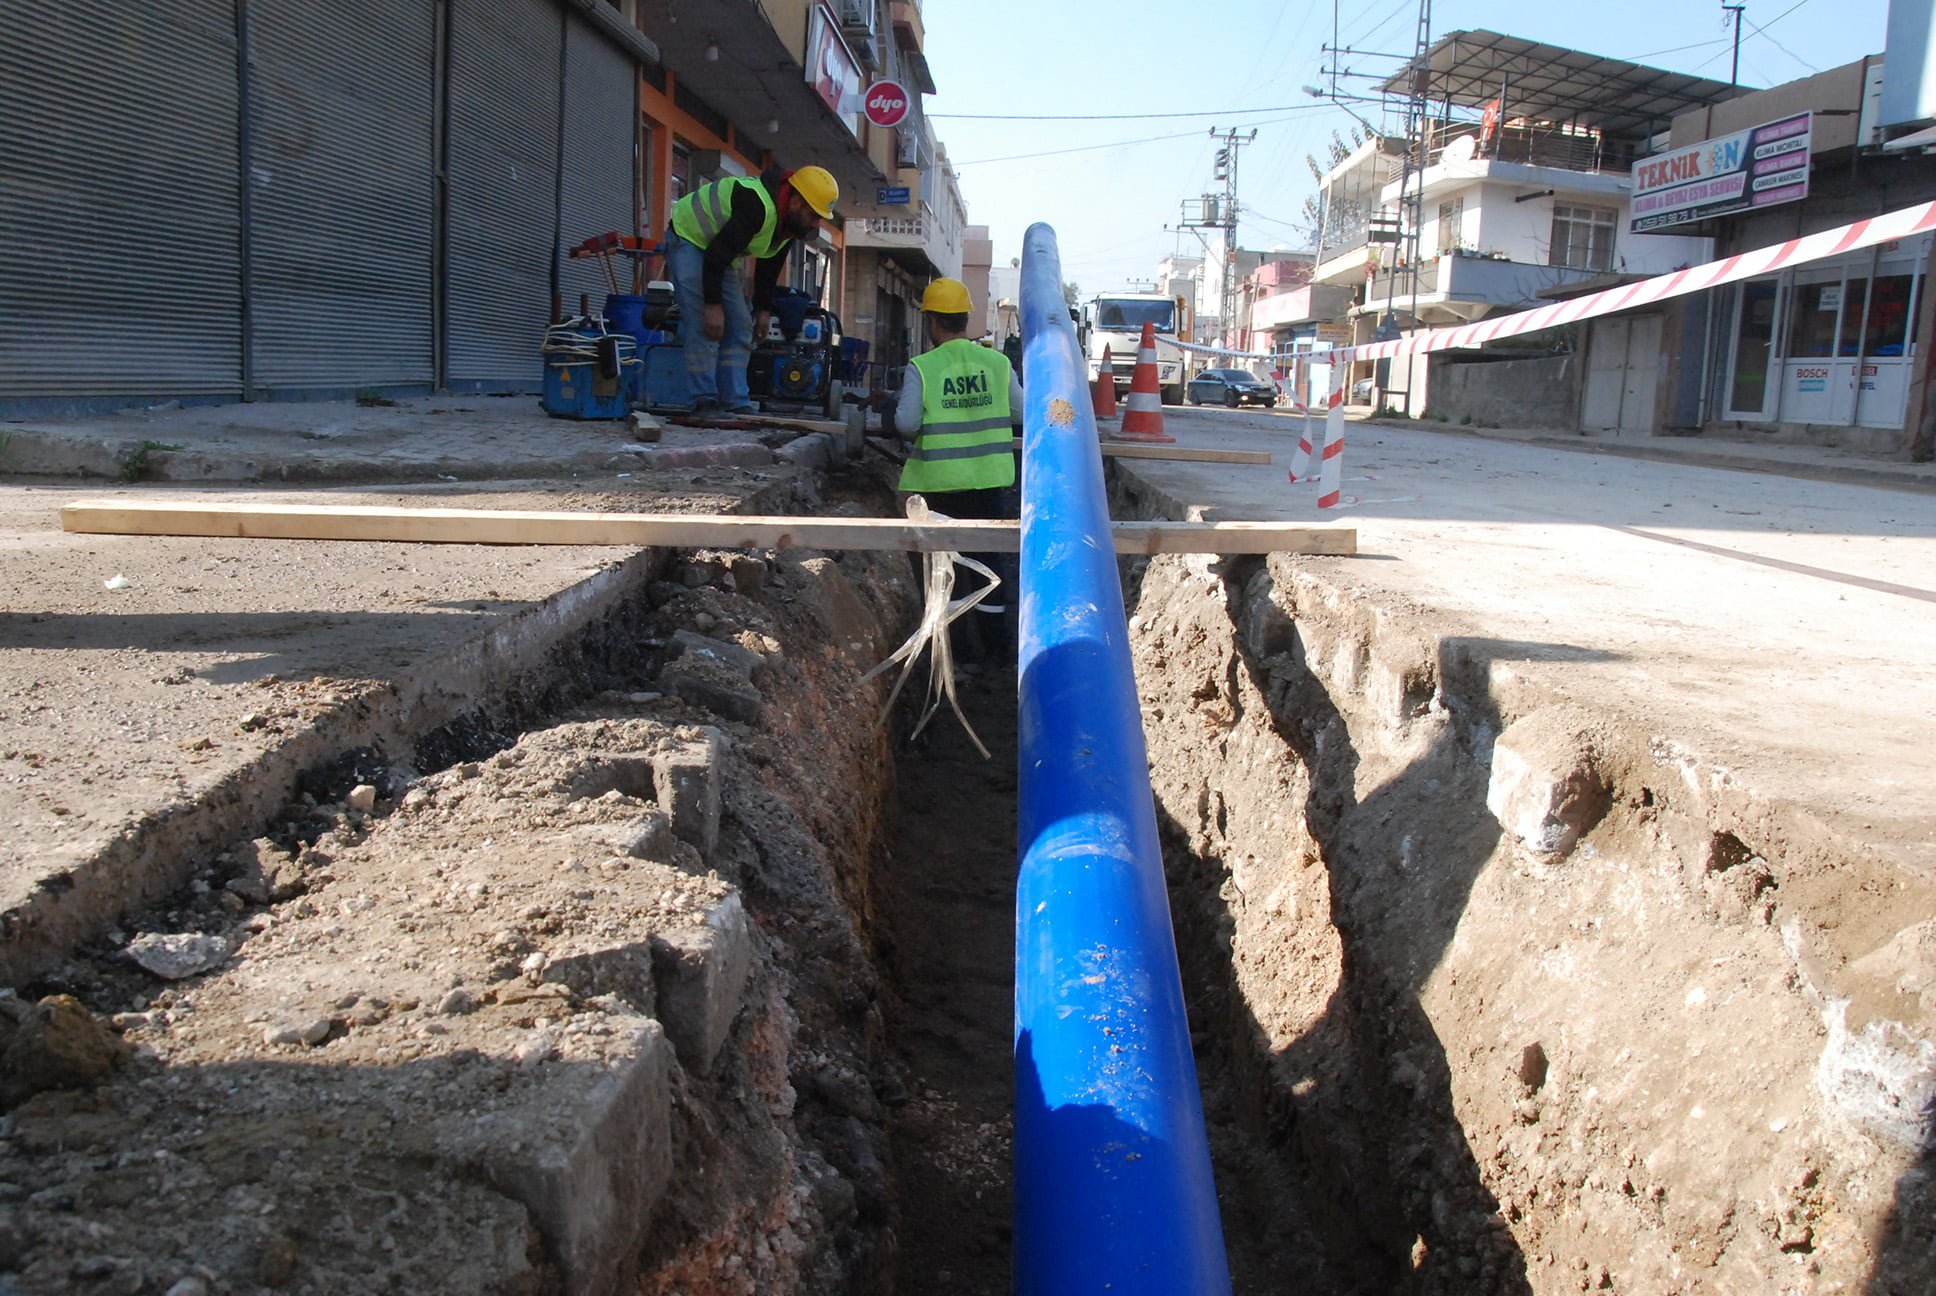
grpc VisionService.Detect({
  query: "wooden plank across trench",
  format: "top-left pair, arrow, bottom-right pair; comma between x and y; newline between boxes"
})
61,499 -> 1354,556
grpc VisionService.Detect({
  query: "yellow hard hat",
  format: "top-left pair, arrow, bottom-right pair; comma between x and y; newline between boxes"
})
920,277 -> 973,314
789,165 -> 838,219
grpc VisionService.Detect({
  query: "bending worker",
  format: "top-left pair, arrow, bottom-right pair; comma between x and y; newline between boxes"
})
893,277 -> 1023,666
666,165 -> 839,415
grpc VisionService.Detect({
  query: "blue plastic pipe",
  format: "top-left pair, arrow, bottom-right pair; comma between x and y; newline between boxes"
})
1012,223 -> 1233,1295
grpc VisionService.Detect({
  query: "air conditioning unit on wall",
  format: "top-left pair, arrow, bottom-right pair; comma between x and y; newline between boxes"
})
890,125 -> 921,169
839,0 -> 876,39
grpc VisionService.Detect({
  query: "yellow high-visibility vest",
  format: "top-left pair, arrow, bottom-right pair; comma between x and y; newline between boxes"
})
900,339 -> 1017,493
671,176 -> 783,259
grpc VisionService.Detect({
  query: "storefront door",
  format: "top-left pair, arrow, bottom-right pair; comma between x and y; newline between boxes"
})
1724,279 -> 1782,421
1725,238 -> 1926,430
1851,248 -> 1921,429
1779,265 -> 1861,424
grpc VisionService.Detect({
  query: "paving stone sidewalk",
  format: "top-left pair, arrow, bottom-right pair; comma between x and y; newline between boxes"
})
0,394 -> 856,484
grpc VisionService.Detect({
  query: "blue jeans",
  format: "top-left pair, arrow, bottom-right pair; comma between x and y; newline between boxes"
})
665,234 -> 753,409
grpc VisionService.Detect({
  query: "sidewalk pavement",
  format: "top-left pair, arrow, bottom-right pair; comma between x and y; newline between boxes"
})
0,393 -> 853,485
1350,409 -> 1936,492
3,391 -> 1930,493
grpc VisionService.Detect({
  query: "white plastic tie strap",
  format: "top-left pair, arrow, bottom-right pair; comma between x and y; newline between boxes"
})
859,494 -> 998,758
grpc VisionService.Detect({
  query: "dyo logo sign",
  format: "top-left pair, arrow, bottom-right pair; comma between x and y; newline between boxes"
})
863,79 -> 910,128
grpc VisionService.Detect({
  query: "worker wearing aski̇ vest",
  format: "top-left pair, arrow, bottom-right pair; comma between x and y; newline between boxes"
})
895,280 -> 1018,494
666,165 -> 838,415
893,277 -> 1021,664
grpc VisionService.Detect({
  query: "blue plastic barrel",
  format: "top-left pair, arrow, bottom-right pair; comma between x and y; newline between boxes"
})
604,293 -> 646,337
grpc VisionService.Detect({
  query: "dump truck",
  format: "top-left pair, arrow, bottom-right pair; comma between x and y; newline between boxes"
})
1081,291 -> 1192,404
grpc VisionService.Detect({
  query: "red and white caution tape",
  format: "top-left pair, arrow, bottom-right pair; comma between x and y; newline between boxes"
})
1163,200 -> 1936,510
1166,200 -> 1936,370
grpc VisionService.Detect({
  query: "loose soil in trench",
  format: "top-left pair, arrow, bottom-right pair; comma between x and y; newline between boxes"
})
876,666 -> 1019,1294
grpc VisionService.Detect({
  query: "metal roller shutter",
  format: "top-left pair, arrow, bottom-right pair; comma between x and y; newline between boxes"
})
0,2 -> 241,403
446,0 -> 561,387
247,0 -> 437,391
558,15 -> 637,308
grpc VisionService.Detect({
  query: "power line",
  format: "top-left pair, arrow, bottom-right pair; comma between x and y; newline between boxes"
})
1341,0 -> 1414,49
1758,0 -> 1816,30
932,103 -> 1317,122
1233,3 -> 1294,105
1246,209 -> 1315,229
1690,0 -> 1814,71
952,128 -> 1211,167
1744,17 -> 1818,71
1627,37 -> 1731,61
952,112 -> 1319,167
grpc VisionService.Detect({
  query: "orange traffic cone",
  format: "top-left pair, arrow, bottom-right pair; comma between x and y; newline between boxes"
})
1091,345 -> 1118,419
1114,321 -> 1174,443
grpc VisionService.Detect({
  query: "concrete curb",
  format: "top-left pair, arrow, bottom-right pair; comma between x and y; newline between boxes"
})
0,426 -> 778,484
0,475 -> 804,986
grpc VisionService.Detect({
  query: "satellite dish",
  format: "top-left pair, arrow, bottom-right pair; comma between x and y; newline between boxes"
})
1444,135 -> 1477,164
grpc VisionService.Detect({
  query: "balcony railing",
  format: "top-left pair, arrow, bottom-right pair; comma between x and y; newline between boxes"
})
1418,122 -> 1636,175
1367,252 -> 1611,310
856,213 -> 929,244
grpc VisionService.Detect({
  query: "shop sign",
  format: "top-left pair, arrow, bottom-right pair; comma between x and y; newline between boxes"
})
1630,112 -> 1812,233
864,79 -> 911,128
804,6 -> 864,138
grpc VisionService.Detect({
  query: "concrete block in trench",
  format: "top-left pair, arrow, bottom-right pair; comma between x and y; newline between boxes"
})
653,727 -> 727,856
669,628 -> 769,681
775,431 -> 838,470
1485,711 -> 1610,859
650,892 -> 754,1073
659,633 -> 765,724
564,811 -> 678,865
791,556 -> 884,665
459,1017 -> 675,1296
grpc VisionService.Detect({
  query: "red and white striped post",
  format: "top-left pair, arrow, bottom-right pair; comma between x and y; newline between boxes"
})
1316,369 -> 1346,510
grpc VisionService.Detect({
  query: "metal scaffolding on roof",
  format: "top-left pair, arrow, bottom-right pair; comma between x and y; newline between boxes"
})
1379,28 -> 1747,141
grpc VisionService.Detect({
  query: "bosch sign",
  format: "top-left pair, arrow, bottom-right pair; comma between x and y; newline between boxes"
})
864,80 -> 911,128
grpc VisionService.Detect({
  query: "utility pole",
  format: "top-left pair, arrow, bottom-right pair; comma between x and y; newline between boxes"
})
1207,126 -> 1257,349
1382,0 -> 1433,416
1722,3 -> 1746,87
1174,196 -> 1221,344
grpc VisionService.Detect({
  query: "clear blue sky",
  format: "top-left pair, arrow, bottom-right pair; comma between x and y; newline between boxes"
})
920,0 -> 1893,293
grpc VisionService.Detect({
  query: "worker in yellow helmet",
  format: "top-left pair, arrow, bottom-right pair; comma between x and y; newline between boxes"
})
668,164 -> 838,415
892,276 -> 1022,669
